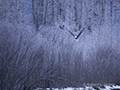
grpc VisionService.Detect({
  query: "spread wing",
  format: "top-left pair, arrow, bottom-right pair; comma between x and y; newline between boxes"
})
67,29 -> 75,37
77,28 -> 85,38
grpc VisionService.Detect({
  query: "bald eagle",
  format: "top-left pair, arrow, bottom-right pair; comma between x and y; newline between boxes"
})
67,28 -> 85,41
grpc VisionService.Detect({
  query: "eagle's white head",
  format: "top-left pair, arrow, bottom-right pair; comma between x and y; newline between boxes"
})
74,36 -> 78,41
74,36 -> 77,39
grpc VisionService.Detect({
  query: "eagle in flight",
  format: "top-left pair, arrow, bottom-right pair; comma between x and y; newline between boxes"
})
67,28 -> 85,41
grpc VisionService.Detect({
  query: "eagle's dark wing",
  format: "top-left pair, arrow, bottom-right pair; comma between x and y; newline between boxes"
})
67,29 -> 75,37
77,28 -> 85,38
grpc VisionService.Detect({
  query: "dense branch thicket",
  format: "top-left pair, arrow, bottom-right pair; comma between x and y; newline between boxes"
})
0,0 -> 120,90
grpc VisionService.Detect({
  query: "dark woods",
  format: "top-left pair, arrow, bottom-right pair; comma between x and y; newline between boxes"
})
0,0 -> 120,90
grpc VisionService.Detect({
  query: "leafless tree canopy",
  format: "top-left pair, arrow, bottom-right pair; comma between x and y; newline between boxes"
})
0,0 -> 120,90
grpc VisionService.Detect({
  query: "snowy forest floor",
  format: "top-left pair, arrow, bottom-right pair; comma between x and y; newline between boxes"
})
34,85 -> 120,90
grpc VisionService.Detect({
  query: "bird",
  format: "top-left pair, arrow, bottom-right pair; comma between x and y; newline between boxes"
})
59,25 -> 64,30
67,28 -> 85,41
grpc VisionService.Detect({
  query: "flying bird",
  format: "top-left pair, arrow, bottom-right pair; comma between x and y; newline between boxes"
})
67,28 -> 85,41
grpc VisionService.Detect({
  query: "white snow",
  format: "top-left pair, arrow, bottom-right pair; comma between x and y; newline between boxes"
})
112,85 -> 120,89
34,85 -> 120,90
